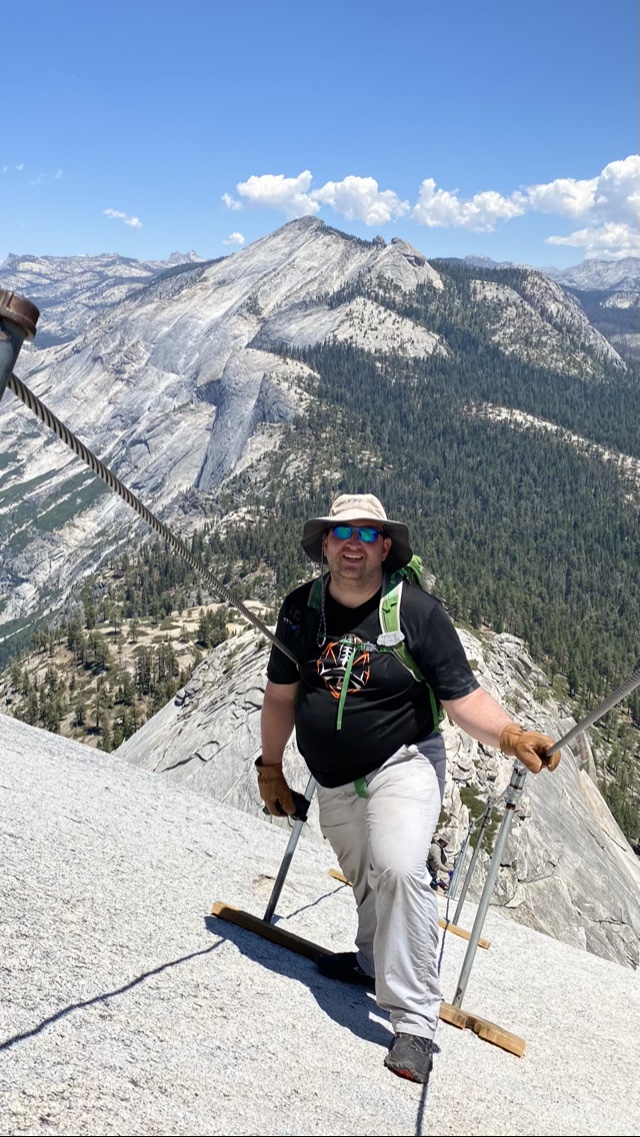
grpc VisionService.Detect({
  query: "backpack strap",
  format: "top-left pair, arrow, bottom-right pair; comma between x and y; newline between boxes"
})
308,575 -> 327,610
378,572 -> 444,733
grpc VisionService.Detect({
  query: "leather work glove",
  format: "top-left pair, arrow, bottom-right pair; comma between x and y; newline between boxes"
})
499,724 -> 561,774
255,757 -> 296,816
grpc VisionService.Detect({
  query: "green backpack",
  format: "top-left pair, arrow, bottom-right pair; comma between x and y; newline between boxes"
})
308,554 -> 445,735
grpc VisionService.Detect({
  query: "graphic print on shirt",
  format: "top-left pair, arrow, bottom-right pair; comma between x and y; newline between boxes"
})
317,634 -> 371,699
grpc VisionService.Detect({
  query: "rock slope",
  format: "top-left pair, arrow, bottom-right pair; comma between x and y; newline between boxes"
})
2,713 -> 639,1137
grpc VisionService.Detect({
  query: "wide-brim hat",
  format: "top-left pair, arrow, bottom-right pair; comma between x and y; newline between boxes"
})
301,493 -> 413,573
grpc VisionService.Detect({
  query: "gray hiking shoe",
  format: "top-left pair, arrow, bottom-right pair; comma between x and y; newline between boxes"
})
315,951 -> 375,990
384,1033 -> 434,1083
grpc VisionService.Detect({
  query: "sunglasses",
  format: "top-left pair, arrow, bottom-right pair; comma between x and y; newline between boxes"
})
328,525 -> 384,543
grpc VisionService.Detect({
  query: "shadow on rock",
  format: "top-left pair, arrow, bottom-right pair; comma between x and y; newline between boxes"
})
204,914 -> 392,1047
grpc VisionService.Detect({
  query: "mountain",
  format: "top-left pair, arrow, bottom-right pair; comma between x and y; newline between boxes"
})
542,258 -> 640,362
4,712 -> 638,1136
0,249 -> 208,346
547,257 -> 640,292
0,219 -> 630,644
449,257 -> 640,363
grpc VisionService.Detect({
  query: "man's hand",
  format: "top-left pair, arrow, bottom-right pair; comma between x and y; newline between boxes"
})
499,724 -> 561,774
255,758 -> 297,816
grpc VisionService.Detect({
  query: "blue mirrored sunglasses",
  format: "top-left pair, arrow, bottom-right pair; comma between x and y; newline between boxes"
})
329,524 -> 383,543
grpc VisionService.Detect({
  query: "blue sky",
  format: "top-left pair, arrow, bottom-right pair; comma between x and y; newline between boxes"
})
1,0 -> 637,267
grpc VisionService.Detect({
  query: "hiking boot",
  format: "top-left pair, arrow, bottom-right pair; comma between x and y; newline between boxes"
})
384,1033 -> 434,1084
315,951 -> 375,990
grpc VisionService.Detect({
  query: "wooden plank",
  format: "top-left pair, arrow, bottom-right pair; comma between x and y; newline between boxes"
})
440,1002 -> 527,1057
439,918 -> 491,950
472,1016 -> 527,1057
438,1001 -> 470,1030
210,901 -> 327,960
329,868 -> 490,948
328,867 -> 350,884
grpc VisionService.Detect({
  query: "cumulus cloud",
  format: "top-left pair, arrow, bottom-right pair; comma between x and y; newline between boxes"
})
223,231 -> 245,245
546,222 -> 640,259
222,156 -> 639,257
104,208 -> 143,229
222,192 -> 243,211
544,156 -> 640,258
413,180 -> 524,231
410,155 -> 640,257
310,175 -> 410,225
235,171 -> 319,218
521,176 -> 598,218
226,171 -> 409,224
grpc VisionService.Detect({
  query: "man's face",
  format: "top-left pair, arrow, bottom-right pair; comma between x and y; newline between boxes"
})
322,519 -> 392,589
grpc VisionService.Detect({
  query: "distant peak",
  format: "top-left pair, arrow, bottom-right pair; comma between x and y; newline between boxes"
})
167,250 -> 205,264
280,216 -> 325,233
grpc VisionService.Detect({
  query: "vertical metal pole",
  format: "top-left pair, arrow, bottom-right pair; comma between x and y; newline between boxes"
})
0,291 -> 39,402
263,776 -> 317,923
452,799 -> 494,925
447,823 -> 473,901
452,762 -> 527,1008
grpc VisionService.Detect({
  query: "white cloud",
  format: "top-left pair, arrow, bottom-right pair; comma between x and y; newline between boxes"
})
410,156 -> 639,256
15,163 -> 24,171
223,231 -> 245,245
593,155 -> 640,228
235,171 -> 319,218
104,208 -> 143,229
310,175 -> 409,225
521,176 -> 598,218
543,156 -> 640,258
222,192 -> 243,211
413,179 -> 524,231
546,222 -> 640,260
54,168 -> 63,180
223,156 -> 639,258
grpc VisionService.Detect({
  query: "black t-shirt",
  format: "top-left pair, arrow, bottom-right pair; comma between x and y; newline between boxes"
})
267,578 -> 479,788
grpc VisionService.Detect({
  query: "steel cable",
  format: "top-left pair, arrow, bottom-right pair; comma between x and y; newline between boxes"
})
6,371 -> 300,666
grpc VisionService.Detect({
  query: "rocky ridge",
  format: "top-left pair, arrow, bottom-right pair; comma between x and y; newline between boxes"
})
470,272 -> 623,375
0,250 -> 206,346
1,220 -> 630,649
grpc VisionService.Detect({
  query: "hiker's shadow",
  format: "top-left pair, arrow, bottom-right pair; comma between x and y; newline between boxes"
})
204,915 -> 391,1047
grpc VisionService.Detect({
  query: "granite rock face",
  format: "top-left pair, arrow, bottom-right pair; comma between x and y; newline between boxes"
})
117,622 -> 640,970
1,219 -> 627,639
0,220 -> 443,633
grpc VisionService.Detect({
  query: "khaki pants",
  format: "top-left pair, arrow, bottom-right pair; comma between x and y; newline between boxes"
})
317,735 -> 446,1038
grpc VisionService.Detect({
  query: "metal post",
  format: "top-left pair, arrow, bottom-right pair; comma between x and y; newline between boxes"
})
0,291 -> 39,402
452,762 -> 527,1008
447,821 -> 474,901
263,776 -> 317,923
452,798 -> 494,926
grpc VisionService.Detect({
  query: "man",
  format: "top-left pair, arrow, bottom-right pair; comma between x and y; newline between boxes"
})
427,836 -> 450,892
257,493 -> 559,1085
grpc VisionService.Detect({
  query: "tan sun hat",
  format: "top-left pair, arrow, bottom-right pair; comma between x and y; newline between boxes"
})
301,493 -> 413,573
